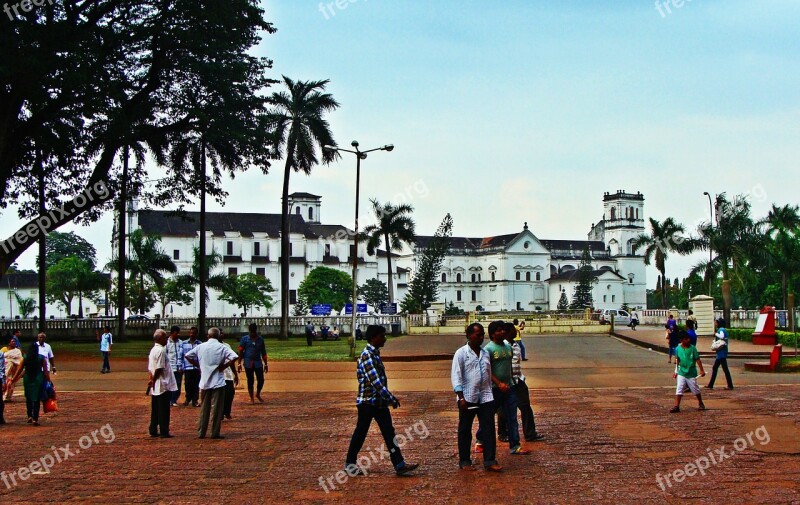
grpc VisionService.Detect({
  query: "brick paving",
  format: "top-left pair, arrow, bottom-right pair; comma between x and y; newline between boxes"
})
0,385 -> 798,504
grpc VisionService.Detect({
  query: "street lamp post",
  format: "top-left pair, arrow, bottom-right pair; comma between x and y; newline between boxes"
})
324,141 -> 394,355
703,192 -> 714,297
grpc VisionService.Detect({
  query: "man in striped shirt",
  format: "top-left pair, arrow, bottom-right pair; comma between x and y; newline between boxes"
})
345,325 -> 418,476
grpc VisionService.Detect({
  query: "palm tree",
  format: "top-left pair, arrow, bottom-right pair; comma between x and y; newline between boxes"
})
266,76 -> 340,339
762,204 -> 800,310
126,230 -> 178,315
361,199 -> 416,304
632,217 -> 686,308
181,246 -> 228,307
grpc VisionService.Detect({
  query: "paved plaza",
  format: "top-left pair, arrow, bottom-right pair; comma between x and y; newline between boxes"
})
0,332 -> 798,504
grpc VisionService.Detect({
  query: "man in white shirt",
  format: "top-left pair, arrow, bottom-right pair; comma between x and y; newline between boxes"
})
184,327 -> 239,439
37,333 -> 55,373
451,322 -> 501,472
100,325 -> 113,373
148,329 -> 178,438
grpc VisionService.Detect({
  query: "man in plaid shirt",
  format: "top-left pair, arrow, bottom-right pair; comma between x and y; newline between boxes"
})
345,325 -> 419,476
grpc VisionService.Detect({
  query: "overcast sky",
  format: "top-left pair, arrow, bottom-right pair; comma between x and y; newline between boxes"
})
3,0 -> 799,289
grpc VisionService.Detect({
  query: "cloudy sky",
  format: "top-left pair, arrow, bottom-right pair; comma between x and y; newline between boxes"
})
3,0 -> 800,288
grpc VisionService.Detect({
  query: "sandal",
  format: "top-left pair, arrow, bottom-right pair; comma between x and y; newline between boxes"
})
669,406 -> 680,413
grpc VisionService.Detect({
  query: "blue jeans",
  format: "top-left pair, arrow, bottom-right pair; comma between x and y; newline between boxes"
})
518,340 -> 527,360
101,351 -> 111,371
477,386 -> 520,452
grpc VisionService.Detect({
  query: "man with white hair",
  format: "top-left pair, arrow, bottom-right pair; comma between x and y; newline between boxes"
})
148,329 -> 178,438
184,327 -> 239,439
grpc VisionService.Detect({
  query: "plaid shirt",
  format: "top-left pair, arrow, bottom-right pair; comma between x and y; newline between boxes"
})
355,344 -> 396,407
511,342 -> 524,384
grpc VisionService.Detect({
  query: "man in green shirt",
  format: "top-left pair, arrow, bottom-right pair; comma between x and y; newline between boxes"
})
670,331 -> 706,413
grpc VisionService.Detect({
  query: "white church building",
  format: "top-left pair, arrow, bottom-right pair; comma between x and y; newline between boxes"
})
397,190 -> 647,312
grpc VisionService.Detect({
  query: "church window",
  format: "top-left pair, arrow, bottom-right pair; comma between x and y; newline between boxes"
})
471,290 -> 477,302
515,272 -> 520,281
226,241 -> 234,255
442,273 -> 447,282
456,273 -> 462,283
456,290 -> 462,301
471,273 -> 476,282
295,206 -> 301,215
610,208 -> 616,220
491,272 -> 496,281
309,207 -> 314,220
525,272 -> 531,281
536,272 -> 541,281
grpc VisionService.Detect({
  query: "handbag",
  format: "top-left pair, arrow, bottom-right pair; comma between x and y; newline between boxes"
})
710,339 -> 726,351
43,398 -> 59,413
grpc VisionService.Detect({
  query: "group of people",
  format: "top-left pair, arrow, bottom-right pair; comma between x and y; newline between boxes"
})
667,315 -> 734,413
148,323 -> 268,439
1,330 -> 56,426
304,322 -> 340,346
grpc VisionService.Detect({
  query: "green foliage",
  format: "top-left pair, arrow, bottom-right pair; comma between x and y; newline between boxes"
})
124,230 -> 177,315
298,267 -> 352,310
109,278 -> 157,315
401,214 -> 453,313
182,246 -> 228,305
569,247 -> 594,310
219,273 -> 275,316
361,199 -> 416,302
557,290 -> 569,311
41,231 -> 97,269
359,278 -> 389,309
46,257 -> 106,315
444,301 -> 464,316
155,276 -> 195,318
632,217 -> 686,309
14,292 -> 37,318
292,295 -> 310,317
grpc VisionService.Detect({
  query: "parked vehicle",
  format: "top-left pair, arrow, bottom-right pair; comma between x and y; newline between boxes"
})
598,309 -> 631,326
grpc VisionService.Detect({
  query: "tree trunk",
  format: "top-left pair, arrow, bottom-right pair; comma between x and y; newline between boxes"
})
199,138 -> 207,341
37,156 -> 46,330
788,291 -> 795,334
79,292 -> 84,318
117,146 -> 129,340
385,231 -> 393,304
660,268 -> 667,309
722,278 -> 732,325
279,146 -> 295,340
139,274 -> 145,315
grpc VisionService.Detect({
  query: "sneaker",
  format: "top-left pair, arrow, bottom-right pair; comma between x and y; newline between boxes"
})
698,403 -> 707,411
510,446 -> 531,455
474,442 -> 483,454
170,403 -> 178,407
669,406 -> 680,413
395,462 -> 419,475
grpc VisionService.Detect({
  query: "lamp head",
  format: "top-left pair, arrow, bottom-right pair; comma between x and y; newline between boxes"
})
703,191 -> 709,196
351,140 -> 359,148
383,144 -> 394,152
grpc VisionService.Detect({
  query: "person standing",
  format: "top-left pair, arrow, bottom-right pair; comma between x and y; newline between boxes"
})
166,326 -> 184,407
345,325 -> 418,476
181,327 -> 201,407
100,325 -> 113,374
706,318 -> 734,390
237,323 -> 268,404
10,330 -> 22,351
497,323 -> 544,442
630,308 -> 640,331
304,321 -> 315,347
3,338 -> 24,401
36,333 -> 55,374
512,319 -> 527,361
665,315 -> 679,364
686,310 -> 698,346
0,346 -> 5,425
13,342 -> 50,426
452,323 -> 502,472
184,327 -> 238,439
219,331 -> 239,420
147,329 -> 177,438
670,331 -> 706,413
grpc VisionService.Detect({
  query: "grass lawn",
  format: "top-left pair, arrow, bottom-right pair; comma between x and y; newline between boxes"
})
52,338 -> 356,362
779,355 -> 800,372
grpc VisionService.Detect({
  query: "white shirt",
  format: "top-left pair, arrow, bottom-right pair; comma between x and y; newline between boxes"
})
148,343 -> 178,396
451,344 -> 494,404
184,339 -> 238,391
100,332 -> 113,352
223,343 -> 235,381
38,342 -> 54,371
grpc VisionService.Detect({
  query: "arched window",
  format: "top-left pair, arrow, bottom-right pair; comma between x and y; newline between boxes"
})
515,272 -> 520,281
491,272 -> 496,281
471,273 -> 476,282
295,206 -> 301,215
308,207 -> 314,220
441,273 -> 447,282
610,207 -> 616,220
525,272 -> 531,281
478,274 -> 481,282
536,272 -> 541,281
456,273 -> 462,283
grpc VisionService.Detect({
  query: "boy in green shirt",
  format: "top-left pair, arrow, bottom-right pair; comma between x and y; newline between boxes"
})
670,331 -> 706,413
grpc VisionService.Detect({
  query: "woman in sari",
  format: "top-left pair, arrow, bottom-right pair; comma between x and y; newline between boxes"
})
12,342 -> 50,426
3,338 -> 24,401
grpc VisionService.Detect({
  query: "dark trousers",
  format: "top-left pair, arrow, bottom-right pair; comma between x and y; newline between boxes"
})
0,393 -> 4,422
101,351 -> 111,371
26,397 -> 40,421
498,380 -> 538,440
708,358 -> 733,388
346,404 -> 404,469
458,400 -> 497,468
306,331 -> 313,346
244,367 -> 264,395
480,386 -> 519,450
149,393 -> 171,436
224,380 -> 235,417
171,371 -> 183,404
184,369 -> 200,404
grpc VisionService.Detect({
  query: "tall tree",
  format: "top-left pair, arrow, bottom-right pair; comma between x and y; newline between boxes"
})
632,217 -> 686,308
182,247 -> 228,307
0,1 -> 276,278
569,247 -> 595,310
266,76 -> 340,339
46,257 -> 104,316
297,267 -> 353,311
154,276 -> 195,319
557,290 -> 569,311
359,278 -> 389,310
219,273 -> 275,316
361,199 -> 416,303
762,204 -> 800,309
401,214 -> 453,314
125,230 -> 177,316
40,231 -> 97,269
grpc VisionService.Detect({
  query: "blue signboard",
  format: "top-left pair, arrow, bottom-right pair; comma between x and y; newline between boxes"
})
379,302 -> 398,315
344,303 -> 368,314
777,310 -> 787,328
311,304 -> 332,316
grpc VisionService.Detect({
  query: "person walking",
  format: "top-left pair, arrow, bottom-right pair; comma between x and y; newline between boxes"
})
345,325 -> 419,476
12,342 -> 50,426
629,309 -> 640,331
512,319 -> 527,361
304,321 -> 315,347
497,323 -> 544,442
166,326 -> 184,407
452,323 -> 502,472
706,318 -> 734,390
147,330 -> 178,438
36,333 -> 55,374
237,323 -> 268,404
3,338 -> 23,401
665,315 -> 679,364
181,327 -> 201,407
670,331 -> 706,413
99,325 -> 113,373
686,310 -> 698,346
184,327 -> 238,439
